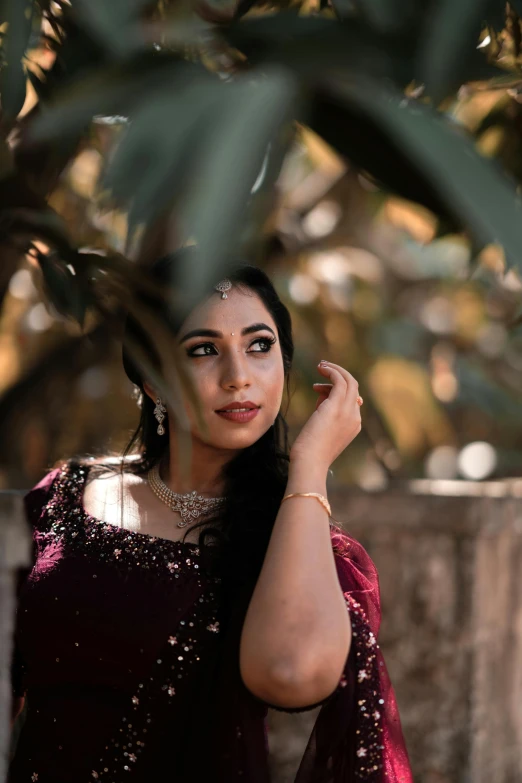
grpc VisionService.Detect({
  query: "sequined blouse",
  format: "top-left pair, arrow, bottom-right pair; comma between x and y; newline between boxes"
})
9,461 -> 227,783
9,460 -> 414,783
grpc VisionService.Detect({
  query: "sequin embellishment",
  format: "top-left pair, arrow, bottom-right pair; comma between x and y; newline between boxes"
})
41,463 -> 206,582
91,590 -> 222,780
343,594 -> 385,780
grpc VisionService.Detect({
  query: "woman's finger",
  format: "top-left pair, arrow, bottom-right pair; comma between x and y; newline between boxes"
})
313,383 -> 332,411
320,362 -> 359,403
317,363 -> 349,402
323,361 -> 358,390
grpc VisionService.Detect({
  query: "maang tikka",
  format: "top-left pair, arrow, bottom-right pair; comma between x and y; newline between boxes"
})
154,397 -> 167,436
214,279 -> 232,299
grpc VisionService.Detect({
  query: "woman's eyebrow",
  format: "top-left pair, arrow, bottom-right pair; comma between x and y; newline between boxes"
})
179,323 -> 276,344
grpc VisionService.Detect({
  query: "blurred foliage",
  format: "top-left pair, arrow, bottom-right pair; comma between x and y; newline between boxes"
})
0,0 -> 522,486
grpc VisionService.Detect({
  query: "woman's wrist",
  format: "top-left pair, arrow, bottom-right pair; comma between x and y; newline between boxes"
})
286,458 -> 329,496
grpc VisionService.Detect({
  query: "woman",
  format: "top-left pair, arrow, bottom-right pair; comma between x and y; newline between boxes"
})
9,251 -> 413,782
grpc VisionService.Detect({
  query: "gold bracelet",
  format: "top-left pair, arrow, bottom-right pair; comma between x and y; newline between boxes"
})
281,492 -> 331,517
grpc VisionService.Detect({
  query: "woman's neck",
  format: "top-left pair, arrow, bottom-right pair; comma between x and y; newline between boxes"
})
162,437 -> 237,497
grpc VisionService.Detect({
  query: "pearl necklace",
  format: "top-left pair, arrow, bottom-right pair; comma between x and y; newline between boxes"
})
147,463 -> 226,528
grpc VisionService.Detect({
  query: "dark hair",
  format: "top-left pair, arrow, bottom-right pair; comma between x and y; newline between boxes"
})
88,247 -> 294,597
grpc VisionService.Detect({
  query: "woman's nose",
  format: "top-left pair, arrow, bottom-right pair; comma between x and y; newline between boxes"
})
220,354 -> 251,390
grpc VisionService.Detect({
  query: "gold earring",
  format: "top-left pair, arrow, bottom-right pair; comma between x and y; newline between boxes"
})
154,397 -> 167,436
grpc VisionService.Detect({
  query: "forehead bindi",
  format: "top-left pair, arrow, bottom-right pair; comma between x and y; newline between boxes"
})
181,288 -> 276,335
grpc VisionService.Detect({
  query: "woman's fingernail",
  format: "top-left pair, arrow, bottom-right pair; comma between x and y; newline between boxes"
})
319,360 -> 328,366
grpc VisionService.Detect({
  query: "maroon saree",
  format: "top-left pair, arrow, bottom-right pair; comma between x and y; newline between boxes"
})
10,462 -> 413,782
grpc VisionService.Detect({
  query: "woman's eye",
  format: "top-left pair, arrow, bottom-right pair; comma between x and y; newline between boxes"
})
248,337 -> 275,353
188,343 -> 216,357
187,337 -> 275,357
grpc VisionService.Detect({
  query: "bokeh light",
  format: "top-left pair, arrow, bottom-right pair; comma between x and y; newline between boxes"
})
458,442 -> 497,480
9,269 -> 37,301
24,304 -> 55,333
425,446 -> 459,479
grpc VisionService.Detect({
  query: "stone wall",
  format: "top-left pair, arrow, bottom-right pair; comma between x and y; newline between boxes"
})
266,480 -> 522,783
0,493 -> 30,783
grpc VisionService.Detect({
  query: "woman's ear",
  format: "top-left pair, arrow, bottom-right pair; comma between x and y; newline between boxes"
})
142,381 -> 156,403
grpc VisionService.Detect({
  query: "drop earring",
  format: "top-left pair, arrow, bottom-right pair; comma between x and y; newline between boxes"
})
154,397 -> 167,436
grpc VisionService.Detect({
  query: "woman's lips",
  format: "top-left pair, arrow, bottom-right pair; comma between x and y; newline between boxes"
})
215,408 -> 260,423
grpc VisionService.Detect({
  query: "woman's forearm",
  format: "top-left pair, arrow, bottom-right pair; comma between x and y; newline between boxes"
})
239,458 -> 351,708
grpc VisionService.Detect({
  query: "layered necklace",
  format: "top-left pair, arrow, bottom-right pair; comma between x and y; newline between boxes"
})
146,463 -> 226,528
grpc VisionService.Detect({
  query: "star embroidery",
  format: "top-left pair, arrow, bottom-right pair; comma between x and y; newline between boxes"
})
358,669 -> 369,682
357,747 -> 367,758
168,636 -> 178,645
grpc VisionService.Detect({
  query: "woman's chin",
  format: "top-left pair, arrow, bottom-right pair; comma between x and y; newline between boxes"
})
196,421 -> 270,452
212,433 -> 262,452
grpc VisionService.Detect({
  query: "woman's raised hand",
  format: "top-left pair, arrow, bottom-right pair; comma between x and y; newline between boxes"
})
289,361 -> 362,470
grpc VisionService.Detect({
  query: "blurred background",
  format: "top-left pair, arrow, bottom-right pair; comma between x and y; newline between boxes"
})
3,70 -> 522,488
2,2 -> 522,781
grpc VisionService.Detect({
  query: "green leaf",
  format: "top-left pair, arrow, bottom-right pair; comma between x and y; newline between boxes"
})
329,0 -> 356,21
225,14 -> 415,87
319,79 -> 522,271
226,12 -> 340,47
178,67 -> 297,307
0,207 -> 72,252
103,76 -> 220,232
38,253 -> 88,327
73,0 -> 153,59
228,12 -> 504,99
308,92 -> 452,218
0,0 -> 33,121
233,0 -> 261,20
352,0 -> 414,31
417,0 -> 498,101
25,54 -> 198,145
484,3 -> 508,31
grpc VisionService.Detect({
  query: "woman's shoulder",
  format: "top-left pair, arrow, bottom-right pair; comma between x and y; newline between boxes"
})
22,456 -> 113,516
22,455 -> 143,529
22,460 -> 72,528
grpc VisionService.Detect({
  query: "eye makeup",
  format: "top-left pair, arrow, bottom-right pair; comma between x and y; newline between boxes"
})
186,335 -> 276,358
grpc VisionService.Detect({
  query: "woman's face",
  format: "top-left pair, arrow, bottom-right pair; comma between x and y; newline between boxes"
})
152,286 -> 285,453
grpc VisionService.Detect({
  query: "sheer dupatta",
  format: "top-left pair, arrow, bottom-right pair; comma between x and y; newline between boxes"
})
292,529 -> 413,782
200,527 -> 413,783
